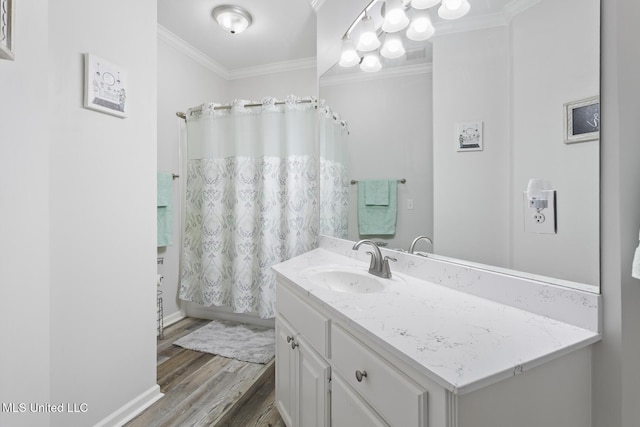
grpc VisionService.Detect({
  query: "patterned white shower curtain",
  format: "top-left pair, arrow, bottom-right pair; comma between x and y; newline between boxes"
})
179,96 -> 319,319
319,101 -> 350,239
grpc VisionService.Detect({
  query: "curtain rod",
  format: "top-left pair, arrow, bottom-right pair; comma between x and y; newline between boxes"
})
351,179 -> 406,185
176,99 -> 315,120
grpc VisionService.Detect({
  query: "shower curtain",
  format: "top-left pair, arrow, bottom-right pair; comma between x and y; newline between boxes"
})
319,101 -> 350,239
179,96 -> 319,319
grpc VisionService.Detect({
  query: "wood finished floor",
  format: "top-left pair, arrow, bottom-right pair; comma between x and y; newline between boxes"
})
125,317 -> 285,427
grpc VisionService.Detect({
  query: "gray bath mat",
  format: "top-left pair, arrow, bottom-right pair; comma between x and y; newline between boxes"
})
173,319 -> 275,364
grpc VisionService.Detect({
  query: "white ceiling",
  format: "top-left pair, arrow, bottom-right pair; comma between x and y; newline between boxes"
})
157,0 -> 522,77
157,0 -> 318,74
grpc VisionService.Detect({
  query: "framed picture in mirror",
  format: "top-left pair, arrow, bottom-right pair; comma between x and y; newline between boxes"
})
83,53 -> 128,118
0,0 -> 14,60
564,96 -> 599,143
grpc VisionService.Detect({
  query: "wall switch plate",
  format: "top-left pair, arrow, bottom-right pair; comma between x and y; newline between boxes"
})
407,199 -> 414,210
523,190 -> 556,234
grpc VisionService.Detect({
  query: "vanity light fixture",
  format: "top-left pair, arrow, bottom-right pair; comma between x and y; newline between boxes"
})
339,37 -> 361,67
360,52 -> 382,72
356,15 -> 381,51
437,0 -> 471,20
381,0 -> 410,33
406,10 -> 435,41
380,32 -> 406,59
411,0 -> 442,9
212,5 -> 253,34
339,0 -> 471,72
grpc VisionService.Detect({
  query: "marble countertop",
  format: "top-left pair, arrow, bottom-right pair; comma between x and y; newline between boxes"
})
272,247 -> 601,395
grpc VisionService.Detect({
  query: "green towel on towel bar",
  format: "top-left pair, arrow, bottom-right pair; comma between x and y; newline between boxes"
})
358,180 -> 397,236
364,180 -> 390,206
157,172 -> 173,247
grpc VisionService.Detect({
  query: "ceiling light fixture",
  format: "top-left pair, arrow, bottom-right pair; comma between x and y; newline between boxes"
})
212,5 -> 253,34
360,52 -> 382,72
411,0 -> 442,9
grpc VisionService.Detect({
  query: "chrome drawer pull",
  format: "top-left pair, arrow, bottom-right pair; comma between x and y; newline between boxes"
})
291,340 -> 299,350
286,335 -> 293,343
355,370 -> 368,382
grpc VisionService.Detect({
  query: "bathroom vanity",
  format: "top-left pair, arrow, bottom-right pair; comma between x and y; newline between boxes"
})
272,236 -> 600,427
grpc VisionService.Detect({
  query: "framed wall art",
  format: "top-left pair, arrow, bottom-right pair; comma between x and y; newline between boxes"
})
83,53 -> 128,118
564,96 -> 599,143
456,120 -> 483,152
0,0 -> 15,60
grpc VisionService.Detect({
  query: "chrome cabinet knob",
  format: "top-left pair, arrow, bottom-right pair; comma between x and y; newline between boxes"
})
355,370 -> 368,382
286,335 -> 293,343
291,340 -> 299,350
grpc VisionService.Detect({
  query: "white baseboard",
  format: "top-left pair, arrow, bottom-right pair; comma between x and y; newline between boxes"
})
163,309 -> 186,328
94,385 -> 163,427
183,302 -> 275,328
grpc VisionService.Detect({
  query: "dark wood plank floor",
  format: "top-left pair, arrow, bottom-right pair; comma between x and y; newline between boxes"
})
126,317 -> 285,427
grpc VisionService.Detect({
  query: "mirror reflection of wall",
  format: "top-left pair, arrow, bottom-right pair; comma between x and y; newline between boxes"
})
318,0 -> 600,290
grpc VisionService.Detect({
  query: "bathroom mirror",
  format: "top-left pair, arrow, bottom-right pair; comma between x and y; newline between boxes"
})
317,0 -> 600,292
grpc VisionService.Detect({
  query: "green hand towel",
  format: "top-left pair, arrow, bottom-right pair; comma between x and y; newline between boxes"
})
364,180 -> 390,206
358,180 -> 397,236
157,172 -> 173,247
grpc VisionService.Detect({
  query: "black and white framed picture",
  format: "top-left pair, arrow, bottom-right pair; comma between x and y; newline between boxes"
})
0,0 -> 15,60
456,121 -> 483,152
83,53 -> 128,118
564,96 -> 599,144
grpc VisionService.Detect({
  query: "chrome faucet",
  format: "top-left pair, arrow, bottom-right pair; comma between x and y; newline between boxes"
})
409,235 -> 433,255
352,239 -> 396,279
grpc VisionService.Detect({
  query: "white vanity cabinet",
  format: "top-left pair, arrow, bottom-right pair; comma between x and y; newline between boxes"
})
275,272 -> 595,427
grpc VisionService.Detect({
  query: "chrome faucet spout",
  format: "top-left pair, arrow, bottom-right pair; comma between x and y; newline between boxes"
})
409,235 -> 433,255
352,239 -> 395,279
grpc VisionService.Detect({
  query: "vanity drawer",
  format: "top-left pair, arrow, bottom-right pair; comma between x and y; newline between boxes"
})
276,281 -> 329,356
331,324 -> 428,427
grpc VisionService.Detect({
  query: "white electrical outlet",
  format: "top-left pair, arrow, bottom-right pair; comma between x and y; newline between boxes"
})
523,191 -> 556,234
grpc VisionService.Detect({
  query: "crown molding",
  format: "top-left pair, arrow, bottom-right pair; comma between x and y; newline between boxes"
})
230,57 -> 317,80
319,62 -> 432,87
157,24 -> 230,79
158,24 -> 316,81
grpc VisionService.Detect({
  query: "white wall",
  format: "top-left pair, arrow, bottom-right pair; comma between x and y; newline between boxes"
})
510,0 -> 600,286
47,1 -> 159,426
320,71 -> 434,250
0,1 -> 51,426
596,1 -> 640,425
157,38 -> 229,322
1,1 -> 159,426
432,26 -> 511,267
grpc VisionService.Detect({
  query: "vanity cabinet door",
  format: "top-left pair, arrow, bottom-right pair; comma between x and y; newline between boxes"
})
276,315 -> 330,427
275,317 -> 297,427
298,334 -> 330,427
331,373 -> 389,427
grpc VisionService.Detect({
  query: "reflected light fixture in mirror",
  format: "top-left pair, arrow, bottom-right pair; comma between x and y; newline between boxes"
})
212,5 -> 253,34
438,0 -> 471,20
339,37 -> 361,67
356,15 -> 381,51
361,52 -> 382,72
381,32 -> 406,58
382,0 -> 410,32
406,10 -> 435,41
339,0 -> 470,73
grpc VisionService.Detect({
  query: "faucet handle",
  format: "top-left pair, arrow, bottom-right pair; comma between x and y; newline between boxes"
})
384,256 -> 397,263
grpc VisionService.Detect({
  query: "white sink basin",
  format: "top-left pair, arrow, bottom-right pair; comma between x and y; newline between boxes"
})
302,265 -> 386,293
